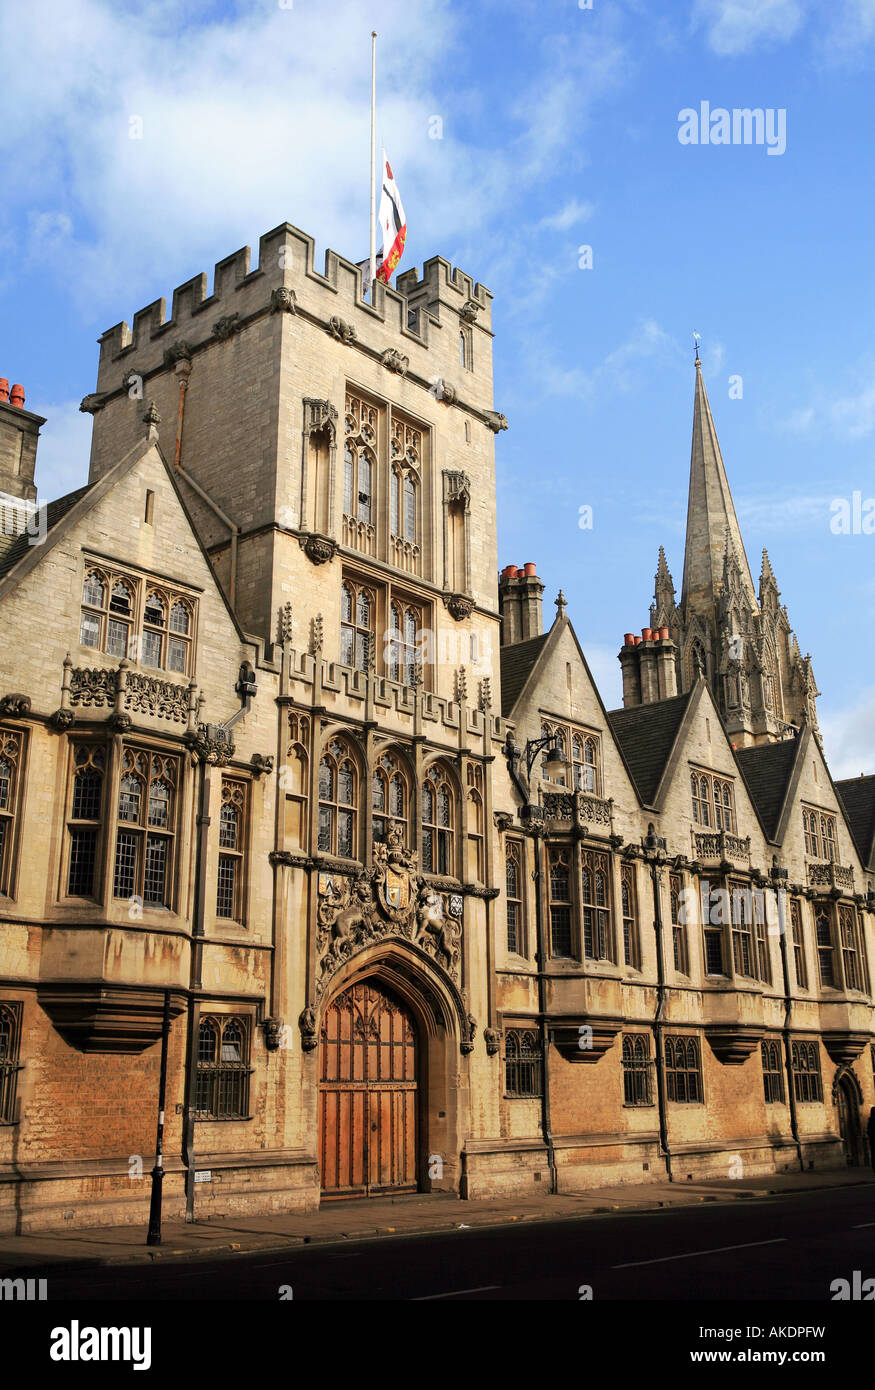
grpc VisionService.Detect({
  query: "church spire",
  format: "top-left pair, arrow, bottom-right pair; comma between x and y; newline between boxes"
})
680,357 -> 757,621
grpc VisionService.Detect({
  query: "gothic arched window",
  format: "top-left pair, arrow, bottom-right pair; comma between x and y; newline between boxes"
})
340,580 -> 375,672
422,763 -> 455,876
318,738 -> 359,860
372,750 -> 410,847
112,749 -> 178,906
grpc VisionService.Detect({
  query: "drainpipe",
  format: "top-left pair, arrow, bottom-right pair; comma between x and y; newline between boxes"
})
773,862 -> 804,1172
643,824 -> 673,1181
503,732 -> 557,1194
532,825 -> 558,1195
170,356 -> 240,610
182,664 -> 260,1221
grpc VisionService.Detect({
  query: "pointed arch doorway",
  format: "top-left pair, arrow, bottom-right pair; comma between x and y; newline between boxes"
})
835,1073 -> 862,1167
319,978 -> 419,1197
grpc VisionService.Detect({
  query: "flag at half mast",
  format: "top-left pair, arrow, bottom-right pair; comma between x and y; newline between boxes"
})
376,149 -> 407,282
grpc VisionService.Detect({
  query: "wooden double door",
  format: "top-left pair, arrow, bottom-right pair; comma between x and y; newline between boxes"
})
319,980 -> 418,1197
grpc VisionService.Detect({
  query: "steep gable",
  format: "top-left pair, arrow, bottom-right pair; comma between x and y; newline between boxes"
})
835,774 -> 875,871
734,736 -> 802,842
607,690 -> 694,806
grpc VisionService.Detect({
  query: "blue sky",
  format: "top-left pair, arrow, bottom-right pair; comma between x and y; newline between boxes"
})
2,0 -> 875,771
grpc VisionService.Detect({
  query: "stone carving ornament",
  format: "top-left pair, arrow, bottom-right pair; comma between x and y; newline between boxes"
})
315,827 -> 461,993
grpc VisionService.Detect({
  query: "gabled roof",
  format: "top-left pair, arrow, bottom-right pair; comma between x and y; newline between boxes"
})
0,485 -> 91,580
606,689 -> 694,806
733,737 -> 802,841
499,633 -> 550,718
835,774 -> 875,870
0,434 -> 252,649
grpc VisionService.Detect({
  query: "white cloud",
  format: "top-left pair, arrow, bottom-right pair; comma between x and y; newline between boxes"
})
0,0 -> 629,323
830,374 -> 875,439
27,400 -> 95,501
538,199 -> 595,232
735,492 -> 832,532
821,685 -> 875,778
692,0 -> 807,55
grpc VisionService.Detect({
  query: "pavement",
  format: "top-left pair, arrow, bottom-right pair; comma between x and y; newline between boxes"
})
0,1167 -> 871,1274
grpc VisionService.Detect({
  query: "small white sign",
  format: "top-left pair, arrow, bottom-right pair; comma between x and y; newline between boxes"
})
194,1170 -> 212,1183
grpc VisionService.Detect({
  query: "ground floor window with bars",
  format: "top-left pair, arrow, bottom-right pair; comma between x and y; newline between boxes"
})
622,1034 -> 653,1106
791,1039 -> 823,1103
761,1039 -> 785,1103
0,1001 -> 22,1123
504,1028 -> 543,1097
665,1035 -> 703,1103
194,1014 -> 252,1119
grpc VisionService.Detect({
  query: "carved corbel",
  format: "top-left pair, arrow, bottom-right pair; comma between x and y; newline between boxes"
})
270,288 -> 297,315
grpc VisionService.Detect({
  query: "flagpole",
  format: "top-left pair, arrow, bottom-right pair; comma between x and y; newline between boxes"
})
369,31 -> 377,304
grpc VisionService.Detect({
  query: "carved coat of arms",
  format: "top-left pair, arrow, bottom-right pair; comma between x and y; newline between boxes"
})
314,827 -> 461,992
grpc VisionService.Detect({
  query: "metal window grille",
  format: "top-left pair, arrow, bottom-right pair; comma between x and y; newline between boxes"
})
665,1035 -> 703,1103
622,1034 -> 653,1106
194,1015 -> 251,1119
68,828 -> 98,896
761,1040 -> 785,1103
0,1003 -> 22,1123
505,1029 -> 543,1097
791,1040 -> 823,1103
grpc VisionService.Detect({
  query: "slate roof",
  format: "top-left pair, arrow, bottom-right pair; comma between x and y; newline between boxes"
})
835,774 -> 875,868
499,632 -> 549,718
606,690 -> 693,805
0,485 -> 92,581
733,737 -> 800,841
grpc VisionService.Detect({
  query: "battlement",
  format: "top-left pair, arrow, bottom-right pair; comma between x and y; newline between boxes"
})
95,222 -> 494,393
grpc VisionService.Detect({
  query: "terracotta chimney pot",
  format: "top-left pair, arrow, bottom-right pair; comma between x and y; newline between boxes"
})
9,384 -> 24,408
0,379 -> 8,403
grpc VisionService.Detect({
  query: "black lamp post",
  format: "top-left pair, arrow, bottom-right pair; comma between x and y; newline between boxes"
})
503,731 -> 566,1196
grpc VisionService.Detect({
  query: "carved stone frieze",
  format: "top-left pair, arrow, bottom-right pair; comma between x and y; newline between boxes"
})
124,672 -> 189,723
69,668 -> 117,709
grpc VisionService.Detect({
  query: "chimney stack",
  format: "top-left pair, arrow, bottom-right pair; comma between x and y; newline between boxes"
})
498,562 -> 545,645
618,626 -> 678,706
0,379 -> 42,503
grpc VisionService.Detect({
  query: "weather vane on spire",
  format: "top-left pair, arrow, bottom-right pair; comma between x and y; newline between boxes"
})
693,330 -> 701,364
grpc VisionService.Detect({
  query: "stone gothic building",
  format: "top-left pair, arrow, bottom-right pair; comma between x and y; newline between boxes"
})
0,224 -> 872,1231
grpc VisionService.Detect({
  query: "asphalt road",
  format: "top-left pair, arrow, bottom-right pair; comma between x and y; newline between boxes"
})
37,1183 -> 875,1301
